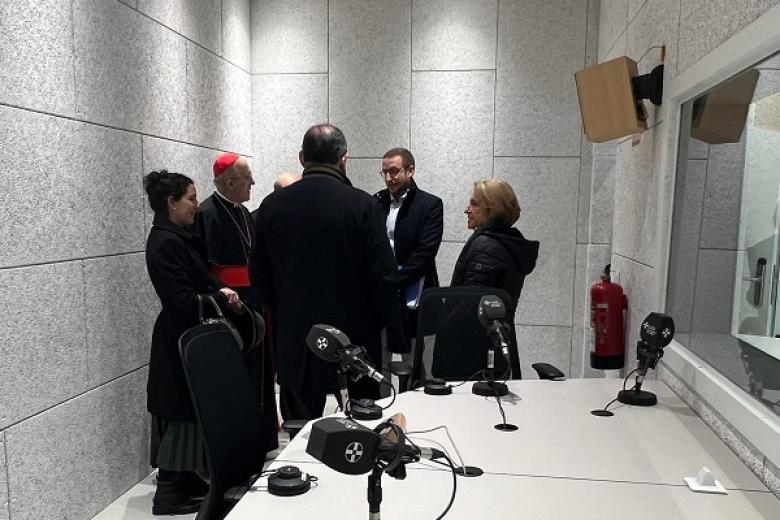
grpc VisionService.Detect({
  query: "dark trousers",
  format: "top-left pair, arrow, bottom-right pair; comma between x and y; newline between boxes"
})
279,376 -> 381,421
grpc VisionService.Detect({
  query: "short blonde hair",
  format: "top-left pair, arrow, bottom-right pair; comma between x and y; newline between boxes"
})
472,179 -> 521,225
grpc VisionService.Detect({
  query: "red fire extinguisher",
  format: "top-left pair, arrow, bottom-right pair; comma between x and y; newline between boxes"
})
590,264 -> 628,370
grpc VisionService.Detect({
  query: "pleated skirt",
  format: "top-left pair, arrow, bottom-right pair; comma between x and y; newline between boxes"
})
150,415 -> 209,476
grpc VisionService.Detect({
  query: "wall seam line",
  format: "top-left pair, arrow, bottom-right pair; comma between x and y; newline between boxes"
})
0,102 -> 251,157
140,135 -> 147,237
409,0 -> 413,148
131,2 -> 250,74
0,365 -> 149,432
0,251 -> 146,273
612,252 -> 654,270
3,430 -> 10,520
70,0 -> 78,119
491,0 -> 500,174
572,0 -> 592,376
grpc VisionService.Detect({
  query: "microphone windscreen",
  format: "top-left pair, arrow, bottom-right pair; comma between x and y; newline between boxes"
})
478,295 -> 506,328
305,324 -> 351,362
306,417 -> 379,475
639,313 -> 675,349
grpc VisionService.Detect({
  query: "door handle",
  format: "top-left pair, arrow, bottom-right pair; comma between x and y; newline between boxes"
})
742,257 -> 767,306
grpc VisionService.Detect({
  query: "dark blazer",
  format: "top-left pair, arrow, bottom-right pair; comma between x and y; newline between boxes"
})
250,164 -> 399,394
374,179 -> 443,288
145,215 -> 227,420
451,221 -> 540,317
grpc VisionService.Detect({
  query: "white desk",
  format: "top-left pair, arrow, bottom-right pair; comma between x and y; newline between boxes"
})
226,379 -> 780,519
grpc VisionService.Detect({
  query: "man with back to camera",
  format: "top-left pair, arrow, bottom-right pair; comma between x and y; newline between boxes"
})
194,153 -> 277,456
374,148 -> 443,355
250,124 -> 399,421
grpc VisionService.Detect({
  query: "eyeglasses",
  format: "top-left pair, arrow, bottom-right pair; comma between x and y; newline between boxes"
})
379,167 -> 407,179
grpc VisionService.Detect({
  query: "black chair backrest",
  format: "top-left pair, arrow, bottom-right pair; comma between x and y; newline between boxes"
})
180,323 -> 265,520
410,286 -> 521,387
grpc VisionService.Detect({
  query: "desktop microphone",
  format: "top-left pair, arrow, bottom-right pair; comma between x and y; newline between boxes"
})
305,416 -> 444,475
477,295 -> 512,364
306,324 -> 387,385
473,295 -> 511,398
617,312 -> 675,407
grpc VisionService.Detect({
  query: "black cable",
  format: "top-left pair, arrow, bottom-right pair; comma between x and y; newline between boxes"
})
494,388 -> 508,425
449,368 -> 489,388
598,368 -> 640,413
623,368 -> 639,391
380,380 -> 398,410
435,453 -> 458,520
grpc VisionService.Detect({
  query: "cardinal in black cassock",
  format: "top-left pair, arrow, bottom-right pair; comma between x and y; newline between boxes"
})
193,152 -> 278,455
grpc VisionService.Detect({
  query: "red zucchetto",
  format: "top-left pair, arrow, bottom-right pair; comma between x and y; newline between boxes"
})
213,152 -> 240,178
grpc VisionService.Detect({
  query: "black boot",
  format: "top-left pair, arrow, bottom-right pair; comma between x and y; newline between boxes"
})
152,470 -> 204,516
179,471 -> 210,500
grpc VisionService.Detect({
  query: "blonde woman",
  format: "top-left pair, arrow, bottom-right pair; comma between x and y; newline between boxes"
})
452,179 -> 539,316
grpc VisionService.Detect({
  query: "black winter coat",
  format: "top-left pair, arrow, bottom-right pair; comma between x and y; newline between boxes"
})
145,215 -> 227,420
250,164 -> 399,394
451,222 -> 540,317
374,180 -> 443,289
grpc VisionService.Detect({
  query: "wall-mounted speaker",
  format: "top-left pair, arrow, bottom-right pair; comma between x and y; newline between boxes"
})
691,69 -> 759,144
575,56 -> 648,143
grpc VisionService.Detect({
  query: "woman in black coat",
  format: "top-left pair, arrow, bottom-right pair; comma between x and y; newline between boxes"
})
451,180 -> 539,315
143,170 -> 240,515
437,180 -> 538,380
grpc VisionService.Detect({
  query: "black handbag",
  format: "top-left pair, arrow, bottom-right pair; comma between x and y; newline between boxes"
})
191,294 -> 265,354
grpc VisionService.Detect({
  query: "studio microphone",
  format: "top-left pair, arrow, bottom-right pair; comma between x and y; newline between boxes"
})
477,295 -> 512,364
635,312 -> 675,381
305,324 -> 387,384
305,416 -> 445,475
616,312 -> 675,407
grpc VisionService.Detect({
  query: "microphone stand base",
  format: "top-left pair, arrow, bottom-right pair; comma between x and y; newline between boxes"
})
351,400 -> 383,420
494,423 -> 519,432
454,466 -> 484,477
617,388 -> 657,407
472,381 -> 509,397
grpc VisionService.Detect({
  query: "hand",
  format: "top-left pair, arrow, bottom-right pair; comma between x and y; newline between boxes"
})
219,287 -> 240,305
227,301 -> 244,313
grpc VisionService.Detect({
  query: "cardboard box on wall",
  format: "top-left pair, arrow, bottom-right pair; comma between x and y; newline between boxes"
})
691,69 -> 759,144
575,56 -> 647,143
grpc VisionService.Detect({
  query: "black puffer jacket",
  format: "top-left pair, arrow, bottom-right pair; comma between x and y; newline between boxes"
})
451,221 -> 539,315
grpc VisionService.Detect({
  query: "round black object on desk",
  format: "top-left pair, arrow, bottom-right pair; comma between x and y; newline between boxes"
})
472,381 -> 508,397
617,388 -> 658,406
424,378 -> 452,395
454,466 -> 484,477
351,398 -> 383,420
268,465 -> 315,496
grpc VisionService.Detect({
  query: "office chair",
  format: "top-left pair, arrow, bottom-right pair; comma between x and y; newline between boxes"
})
403,286 -> 522,390
179,323 -> 267,520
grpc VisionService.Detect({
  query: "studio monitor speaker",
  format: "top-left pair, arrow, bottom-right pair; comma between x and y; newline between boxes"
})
575,56 -> 648,143
690,69 -> 759,144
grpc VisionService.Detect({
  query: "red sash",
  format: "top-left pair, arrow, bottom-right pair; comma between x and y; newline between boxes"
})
209,264 -> 250,287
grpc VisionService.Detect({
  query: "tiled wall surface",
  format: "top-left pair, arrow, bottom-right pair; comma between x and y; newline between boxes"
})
4,0 -> 780,516
251,0 -> 599,378
0,0 -> 251,518
598,0 -> 780,499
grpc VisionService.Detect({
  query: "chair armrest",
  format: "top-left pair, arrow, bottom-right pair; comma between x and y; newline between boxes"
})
531,363 -> 565,381
281,419 -> 308,439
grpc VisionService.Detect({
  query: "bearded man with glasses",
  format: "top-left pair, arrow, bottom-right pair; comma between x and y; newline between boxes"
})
374,148 -> 444,355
